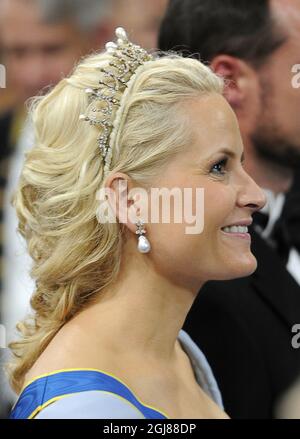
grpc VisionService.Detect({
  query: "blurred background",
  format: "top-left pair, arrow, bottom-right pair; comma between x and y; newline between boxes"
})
0,0 -> 168,419
0,0 -> 300,419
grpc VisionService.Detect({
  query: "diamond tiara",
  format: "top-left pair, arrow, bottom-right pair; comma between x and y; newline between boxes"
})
79,27 -> 154,176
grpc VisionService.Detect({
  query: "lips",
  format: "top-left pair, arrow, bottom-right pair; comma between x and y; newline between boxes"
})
220,219 -> 252,241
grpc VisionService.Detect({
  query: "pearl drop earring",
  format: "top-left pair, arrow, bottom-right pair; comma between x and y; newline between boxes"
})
135,220 -> 151,253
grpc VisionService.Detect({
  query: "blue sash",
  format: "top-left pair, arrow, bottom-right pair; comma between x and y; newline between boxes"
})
10,369 -> 169,419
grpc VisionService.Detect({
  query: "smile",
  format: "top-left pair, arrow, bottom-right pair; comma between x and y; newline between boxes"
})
221,225 -> 251,240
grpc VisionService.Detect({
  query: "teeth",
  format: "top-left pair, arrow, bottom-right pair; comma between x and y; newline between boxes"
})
222,225 -> 248,234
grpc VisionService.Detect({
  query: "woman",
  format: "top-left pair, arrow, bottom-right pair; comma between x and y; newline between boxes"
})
8,28 -> 265,419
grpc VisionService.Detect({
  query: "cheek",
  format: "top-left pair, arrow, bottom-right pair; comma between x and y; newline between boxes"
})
203,184 -> 236,232
148,183 -> 237,254
148,220 -> 206,271
148,222 -> 209,287
48,56 -> 76,78
261,65 -> 300,132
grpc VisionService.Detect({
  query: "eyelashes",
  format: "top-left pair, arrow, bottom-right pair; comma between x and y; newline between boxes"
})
210,158 -> 228,176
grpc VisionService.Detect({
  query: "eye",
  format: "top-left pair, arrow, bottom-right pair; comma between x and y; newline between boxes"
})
210,158 -> 228,175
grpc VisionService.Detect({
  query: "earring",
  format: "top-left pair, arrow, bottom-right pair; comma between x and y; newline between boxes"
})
135,220 -> 151,253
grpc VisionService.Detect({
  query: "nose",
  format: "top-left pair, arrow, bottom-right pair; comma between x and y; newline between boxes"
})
236,170 -> 267,213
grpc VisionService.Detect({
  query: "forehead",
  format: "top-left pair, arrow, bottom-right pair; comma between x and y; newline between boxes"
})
272,0 -> 300,39
0,0 -> 38,23
116,0 -> 167,17
0,0 -> 77,44
184,94 -> 241,158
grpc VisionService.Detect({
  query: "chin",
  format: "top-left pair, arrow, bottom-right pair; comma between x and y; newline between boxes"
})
214,253 -> 258,281
229,253 -> 258,279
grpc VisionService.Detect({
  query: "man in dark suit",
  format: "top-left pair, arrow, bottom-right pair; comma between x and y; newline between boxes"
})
0,0 -> 112,419
159,0 -> 300,418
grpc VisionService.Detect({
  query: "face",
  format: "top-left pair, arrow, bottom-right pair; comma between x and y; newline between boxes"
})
0,0 -> 89,104
144,94 -> 266,291
111,0 -> 168,49
251,0 -> 300,168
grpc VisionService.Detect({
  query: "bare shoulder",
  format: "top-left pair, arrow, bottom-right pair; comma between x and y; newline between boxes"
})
23,322 -> 107,386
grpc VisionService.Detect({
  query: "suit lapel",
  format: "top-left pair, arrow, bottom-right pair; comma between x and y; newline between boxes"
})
250,228 -> 300,328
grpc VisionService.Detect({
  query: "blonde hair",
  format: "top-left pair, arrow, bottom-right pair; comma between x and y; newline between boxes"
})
8,50 -> 223,393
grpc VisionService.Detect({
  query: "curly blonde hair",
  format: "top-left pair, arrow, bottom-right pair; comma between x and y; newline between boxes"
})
7,50 -> 223,394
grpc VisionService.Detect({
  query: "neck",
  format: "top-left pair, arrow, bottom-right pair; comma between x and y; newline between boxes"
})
243,139 -> 294,194
72,242 -> 201,365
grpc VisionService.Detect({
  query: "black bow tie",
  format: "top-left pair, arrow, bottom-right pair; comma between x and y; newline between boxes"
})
253,192 -> 300,263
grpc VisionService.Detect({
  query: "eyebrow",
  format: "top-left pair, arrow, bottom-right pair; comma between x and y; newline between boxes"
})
207,148 -> 245,162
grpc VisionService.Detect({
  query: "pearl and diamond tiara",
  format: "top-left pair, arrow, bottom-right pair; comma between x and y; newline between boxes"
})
79,27 -> 154,176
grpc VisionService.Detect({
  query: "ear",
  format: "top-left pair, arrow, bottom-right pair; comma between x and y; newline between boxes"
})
104,172 -> 140,234
210,54 -> 257,110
